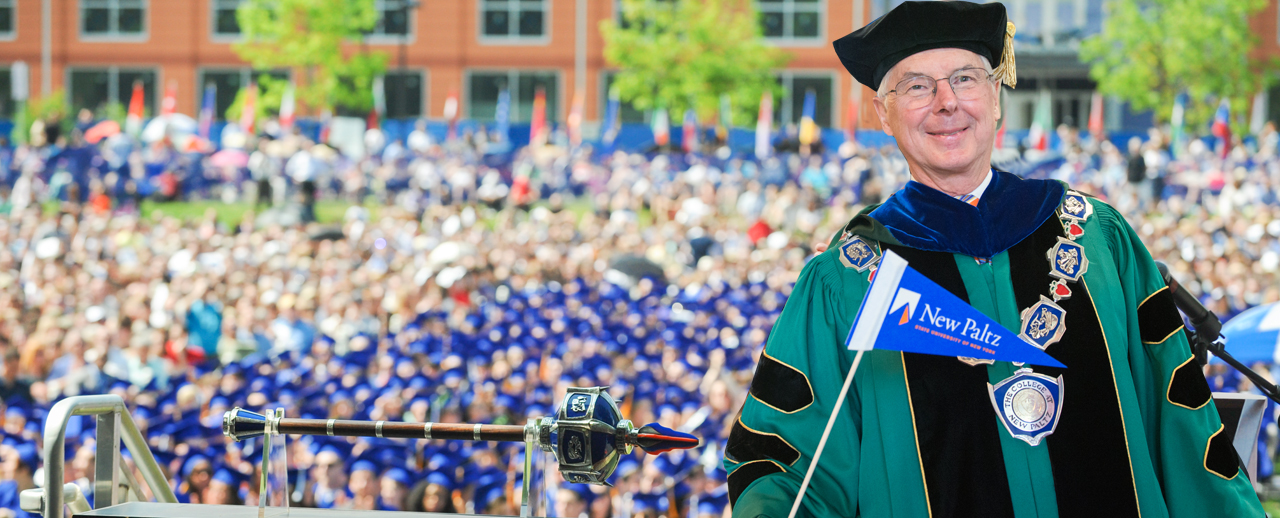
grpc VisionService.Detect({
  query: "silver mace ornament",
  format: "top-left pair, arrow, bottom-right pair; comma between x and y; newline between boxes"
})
223,387 -> 700,485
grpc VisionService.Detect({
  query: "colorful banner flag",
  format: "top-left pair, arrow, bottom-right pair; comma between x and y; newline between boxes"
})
198,84 -> 216,140
443,89 -> 459,142
682,108 -> 698,153
1212,98 -> 1231,158
755,90 -> 772,160
369,76 -> 385,129
1170,93 -> 1187,160
125,80 -> 145,137
652,106 -> 669,147
279,83 -> 295,131
601,87 -> 620,147
846,250 -> 1065,368
494,88 -> 511,143
160,80 -> 177,117
1028,90 -> 1052,152
798,89 -> 817,147
530,87 -> 548,146
1087,91 -> 1104,136
568,90 -> 585,147
845,89 -> 858,144
240,81 -> 258,135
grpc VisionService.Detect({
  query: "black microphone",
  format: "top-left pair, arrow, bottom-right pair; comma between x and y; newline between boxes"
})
1155,262 -> 1221,341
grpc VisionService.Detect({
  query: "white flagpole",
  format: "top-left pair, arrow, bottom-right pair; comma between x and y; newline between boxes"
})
787,349 -> 865,518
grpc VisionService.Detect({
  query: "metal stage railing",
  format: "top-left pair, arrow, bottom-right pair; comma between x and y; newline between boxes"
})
32,394 -> 178,518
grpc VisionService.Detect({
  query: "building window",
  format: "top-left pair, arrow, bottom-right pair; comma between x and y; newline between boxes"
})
212,0 -> 242,37
613,0 -> 674,30
601,72 -> 647,124
480,0 -> 547,40
0,68 -> 12,118
467,71 -> 558,122
199,69 -> 290,120
81,0 -> 146,38
384,71 -> 424,118
68,67 -> 157,114
775,72 -> 832,127
369,0 -> 413,37
0,0 -> 14,39
758,0 -> 821,41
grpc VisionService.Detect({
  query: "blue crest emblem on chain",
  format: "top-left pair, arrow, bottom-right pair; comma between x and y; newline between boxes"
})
838,236 -> 880,272
988,369 -> 1065,446
1019,295 -> 1067,350
1059,191 -> 1093,221
1047,238 -> 1088,282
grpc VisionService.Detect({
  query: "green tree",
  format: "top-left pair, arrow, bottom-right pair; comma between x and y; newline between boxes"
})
232,0 -> 388,116
1079,0 -> 1270,133
601,0 -> 790,127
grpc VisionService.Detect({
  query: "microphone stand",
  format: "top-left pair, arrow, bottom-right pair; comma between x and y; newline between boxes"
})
1185,325 -> 1280,405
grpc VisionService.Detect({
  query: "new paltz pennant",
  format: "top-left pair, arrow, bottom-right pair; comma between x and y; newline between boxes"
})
845,250 -> 1066,368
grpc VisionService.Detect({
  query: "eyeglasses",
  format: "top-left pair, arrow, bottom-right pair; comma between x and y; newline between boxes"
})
884,68 -> 995,109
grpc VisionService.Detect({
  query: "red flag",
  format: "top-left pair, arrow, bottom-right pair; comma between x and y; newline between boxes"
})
240,82 -> 257,134
279,84 -> 295,131
1212,99 -> 1231,158
682,109 -> 697,153
160,80 -> 177,117
529,87 -> 547,146
844,90 -> 859,143
125,80 -> 146,136
1087,92 -> 1104,136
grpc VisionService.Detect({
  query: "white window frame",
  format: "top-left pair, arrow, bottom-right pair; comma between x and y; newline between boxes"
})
66,65 -> 161,113
380,69 -> 427,119
79,0 -> 148,42
774,69 -> 837,126
757,0 -> 825,47
0,0 -> 16,42
464,69 -> 562,122
477,0 -> 551,46
364,0 -> 418,44
210,0 -> 243,42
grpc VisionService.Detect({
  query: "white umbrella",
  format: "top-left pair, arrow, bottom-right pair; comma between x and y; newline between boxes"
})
141,113 -> 199,143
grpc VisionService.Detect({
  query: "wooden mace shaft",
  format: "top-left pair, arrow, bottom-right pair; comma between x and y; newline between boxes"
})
275,418 -> 527,442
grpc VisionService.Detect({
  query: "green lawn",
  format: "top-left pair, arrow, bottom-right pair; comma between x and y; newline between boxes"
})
137,199 -> 379,227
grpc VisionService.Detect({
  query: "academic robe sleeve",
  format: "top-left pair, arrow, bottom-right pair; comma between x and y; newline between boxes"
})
1100,205 -> 1264,517
725,253 -> 863,518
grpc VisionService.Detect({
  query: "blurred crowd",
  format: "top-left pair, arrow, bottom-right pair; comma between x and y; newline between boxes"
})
3,112 -> 1280,516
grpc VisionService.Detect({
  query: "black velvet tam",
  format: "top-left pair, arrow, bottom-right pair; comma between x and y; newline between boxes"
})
833,1 -> 1008,90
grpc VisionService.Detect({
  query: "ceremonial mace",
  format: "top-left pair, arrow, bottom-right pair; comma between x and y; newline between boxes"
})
222,387 -> 699,516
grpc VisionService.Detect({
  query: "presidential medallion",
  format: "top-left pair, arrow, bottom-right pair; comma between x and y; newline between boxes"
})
1059,191 -> 1093,221
838,236 -> 881,272
1019,296 -> 1067,350
1047,237 -> 1088,282
988,369 -> 1065,447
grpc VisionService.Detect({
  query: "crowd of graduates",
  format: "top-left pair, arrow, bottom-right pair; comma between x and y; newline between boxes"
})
3,112 -> 1280,516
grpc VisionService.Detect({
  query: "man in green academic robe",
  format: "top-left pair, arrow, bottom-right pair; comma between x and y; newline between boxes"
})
724,2 -> 1264,517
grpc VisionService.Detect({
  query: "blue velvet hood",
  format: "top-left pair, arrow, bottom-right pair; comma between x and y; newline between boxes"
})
862,170 -> 1065,258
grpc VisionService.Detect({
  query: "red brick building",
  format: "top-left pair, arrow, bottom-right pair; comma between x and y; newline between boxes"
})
0,0 -> 880,133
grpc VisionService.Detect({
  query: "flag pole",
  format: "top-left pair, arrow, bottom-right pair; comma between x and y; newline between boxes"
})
786,348 -> 865,518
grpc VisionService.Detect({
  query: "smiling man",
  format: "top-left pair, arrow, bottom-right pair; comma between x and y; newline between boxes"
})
724,2 -> 1263,517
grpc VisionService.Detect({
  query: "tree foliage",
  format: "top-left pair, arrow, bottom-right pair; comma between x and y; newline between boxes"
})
1079,0 -> 1271,133
232,0 -> 388,115
601,0 -> 790,127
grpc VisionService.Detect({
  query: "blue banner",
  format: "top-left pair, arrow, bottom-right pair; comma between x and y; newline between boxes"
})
846,250 -> 1065,368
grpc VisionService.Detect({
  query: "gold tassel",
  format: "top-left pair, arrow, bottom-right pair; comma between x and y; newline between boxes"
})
992,21 -> 1017,89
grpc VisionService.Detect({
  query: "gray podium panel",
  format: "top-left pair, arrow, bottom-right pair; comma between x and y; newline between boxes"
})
80,502 -> 491,518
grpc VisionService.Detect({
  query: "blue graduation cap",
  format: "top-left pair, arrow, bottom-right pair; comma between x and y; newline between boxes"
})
632,492 -> 669,513
425,469 -> 455,491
